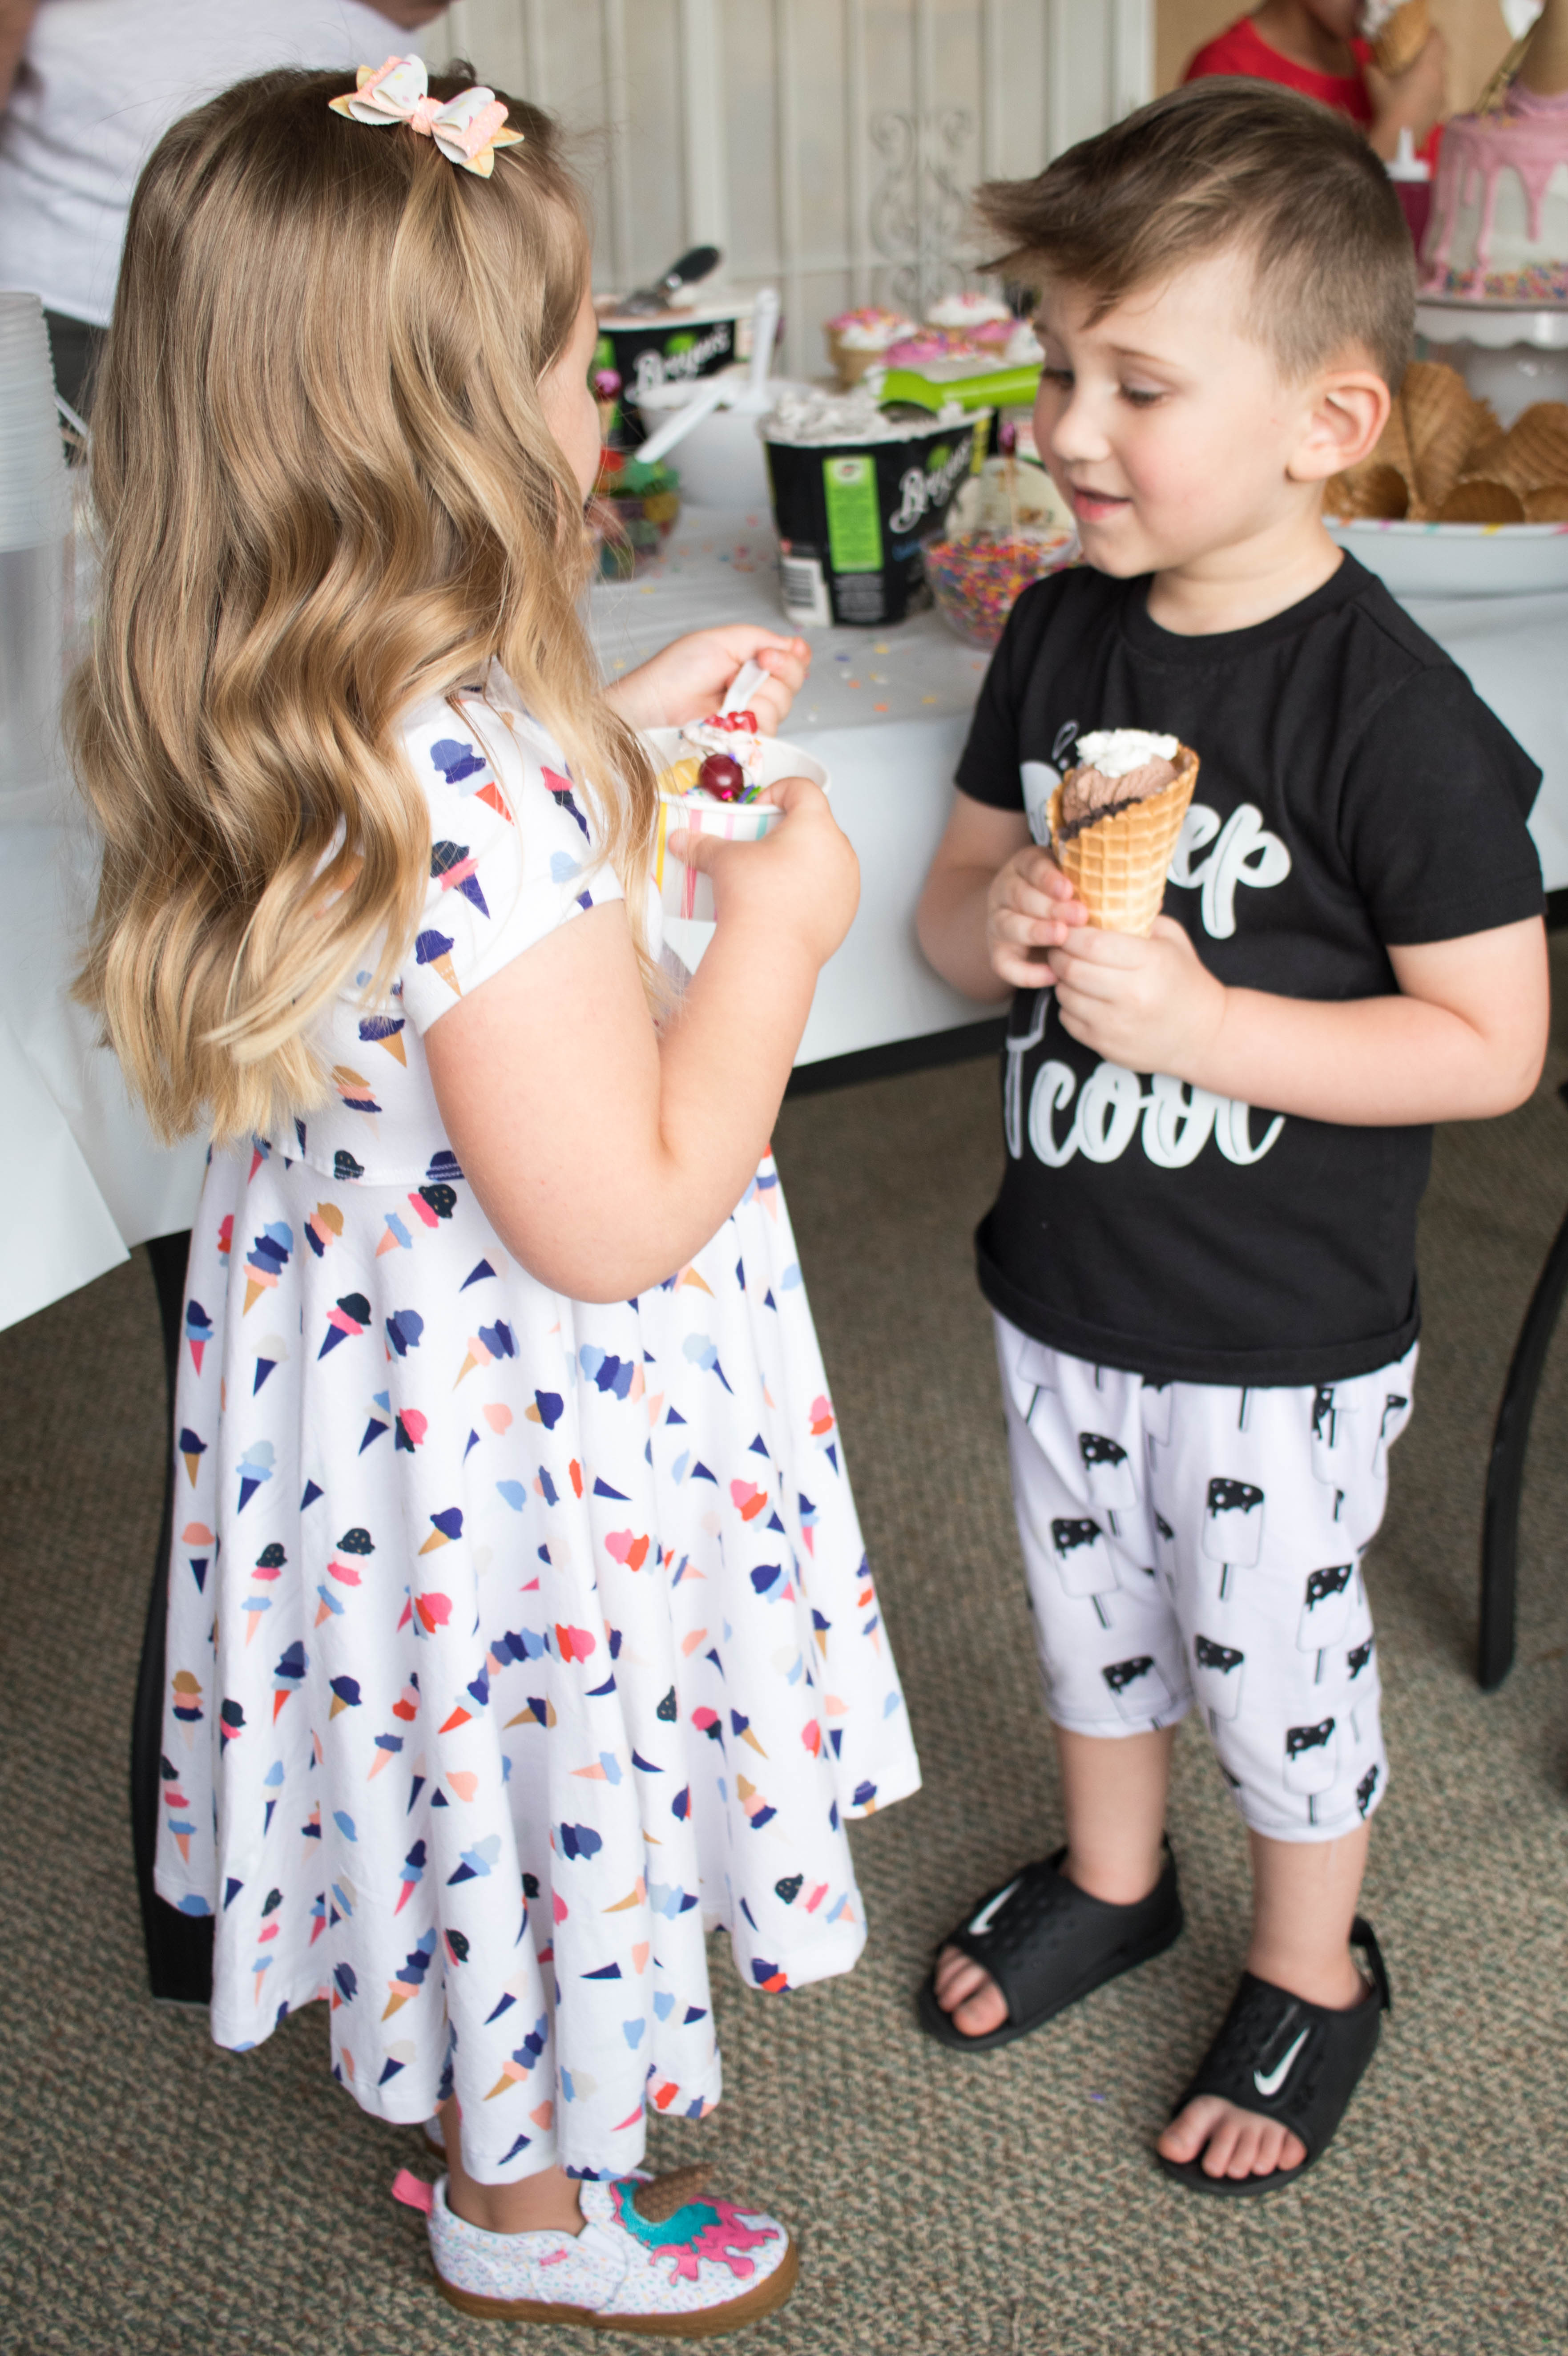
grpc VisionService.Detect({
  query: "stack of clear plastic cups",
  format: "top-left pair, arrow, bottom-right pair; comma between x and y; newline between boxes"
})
0,293 -> 73,821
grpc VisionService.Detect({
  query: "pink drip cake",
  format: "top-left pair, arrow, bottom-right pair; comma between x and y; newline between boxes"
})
1421,81 -> 1568,306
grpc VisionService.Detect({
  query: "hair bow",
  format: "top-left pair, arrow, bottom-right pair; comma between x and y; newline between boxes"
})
328,56 -> 523,178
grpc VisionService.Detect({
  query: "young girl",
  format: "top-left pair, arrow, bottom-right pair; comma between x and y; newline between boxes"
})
1185,2 -> 1445,165
73,61 -> 919,2334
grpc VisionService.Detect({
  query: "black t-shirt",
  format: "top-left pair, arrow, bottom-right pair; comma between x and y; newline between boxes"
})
956,554 -> 1544,1386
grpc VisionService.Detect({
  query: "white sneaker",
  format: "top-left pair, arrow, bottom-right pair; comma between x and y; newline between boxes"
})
416,2164 -> 798,2335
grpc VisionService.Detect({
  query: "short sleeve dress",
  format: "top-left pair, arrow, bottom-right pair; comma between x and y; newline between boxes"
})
157,668 -> 920,2183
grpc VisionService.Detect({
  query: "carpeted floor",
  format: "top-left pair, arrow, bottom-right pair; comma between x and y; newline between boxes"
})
3,946 -> 1567,2356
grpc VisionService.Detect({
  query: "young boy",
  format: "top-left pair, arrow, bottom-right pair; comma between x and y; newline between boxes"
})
915,78 -> 1548,2194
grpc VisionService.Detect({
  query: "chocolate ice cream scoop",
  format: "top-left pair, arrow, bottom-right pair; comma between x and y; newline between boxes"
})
1058,750 -> 1180,841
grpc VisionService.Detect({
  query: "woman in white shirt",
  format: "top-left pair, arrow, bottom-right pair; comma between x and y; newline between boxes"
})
0,0 -> 446,410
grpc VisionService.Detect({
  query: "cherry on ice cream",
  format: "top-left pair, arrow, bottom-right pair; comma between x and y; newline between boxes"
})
697,752 -> 747,802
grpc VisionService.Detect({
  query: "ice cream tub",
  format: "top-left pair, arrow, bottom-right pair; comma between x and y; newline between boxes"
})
645,722 -> 829,977
593,298 -> 759,449
760,385 -> 985,627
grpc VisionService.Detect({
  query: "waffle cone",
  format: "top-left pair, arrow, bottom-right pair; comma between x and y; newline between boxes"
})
1370,399 -> 1415,485
1050,748 -> 1199,937
826,331 -> 879,387
1402,361 -> 1481,509
1497,403 -> 1568,493
1524,484 -> 1568,520
1325,461 -> 1408,520
1370,0 -> 1429,74
1437,476 -> 1525,522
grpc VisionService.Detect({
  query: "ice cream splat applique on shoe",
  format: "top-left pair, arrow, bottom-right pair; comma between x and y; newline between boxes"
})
399,2161 -> 798,2335
1157,1917 -> 1391,2197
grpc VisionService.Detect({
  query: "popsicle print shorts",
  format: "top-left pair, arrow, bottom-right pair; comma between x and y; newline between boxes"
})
995,1314 -> 1418,1841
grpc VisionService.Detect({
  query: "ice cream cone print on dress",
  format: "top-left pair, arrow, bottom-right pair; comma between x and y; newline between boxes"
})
1048,732 -> 1199,936
414,928 -> 461,996
243,1218 -> 293,1314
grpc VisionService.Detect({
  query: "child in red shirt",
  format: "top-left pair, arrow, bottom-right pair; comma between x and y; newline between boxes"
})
1185,2 -> 1445,163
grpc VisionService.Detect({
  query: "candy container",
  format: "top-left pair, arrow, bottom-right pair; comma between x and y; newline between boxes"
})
923,526 -> 1078,648
592,449 -> 681,579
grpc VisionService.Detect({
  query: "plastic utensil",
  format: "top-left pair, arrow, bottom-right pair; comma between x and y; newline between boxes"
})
633,371 -> 731,466
720,657 -> 770,714
615,244 -> 722,318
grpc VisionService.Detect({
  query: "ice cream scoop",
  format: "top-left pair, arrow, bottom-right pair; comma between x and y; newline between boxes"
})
1058,730 -> 1181,840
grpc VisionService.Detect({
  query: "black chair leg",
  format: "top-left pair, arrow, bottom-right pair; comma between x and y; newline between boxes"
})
1479,1169 -> 1568,1691
130,1228 -> 214,2002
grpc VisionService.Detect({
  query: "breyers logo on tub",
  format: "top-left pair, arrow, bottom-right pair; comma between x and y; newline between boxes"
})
593,300 -> 756,447
762,385 -> 984,627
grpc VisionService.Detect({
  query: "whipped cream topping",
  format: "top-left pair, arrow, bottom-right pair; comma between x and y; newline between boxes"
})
1073,729 -> 1180,779
679,711 -> 766,785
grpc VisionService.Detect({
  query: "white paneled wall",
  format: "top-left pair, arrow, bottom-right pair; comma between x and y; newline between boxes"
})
432,1 -> 1150,377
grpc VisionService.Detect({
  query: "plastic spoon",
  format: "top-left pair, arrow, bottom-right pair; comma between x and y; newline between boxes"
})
720,658 -> 770,715
633,371 -> 731,466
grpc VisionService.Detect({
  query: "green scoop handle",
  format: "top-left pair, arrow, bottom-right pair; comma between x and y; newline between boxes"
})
878,363 -> 1041,415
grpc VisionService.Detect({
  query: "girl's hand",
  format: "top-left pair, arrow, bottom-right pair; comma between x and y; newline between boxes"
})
605,627 -> 811,736
1048,914 -> 1225,1076
986,845 -> 1088,990
670,775 -> 859,970
1366,31 -> 1447,156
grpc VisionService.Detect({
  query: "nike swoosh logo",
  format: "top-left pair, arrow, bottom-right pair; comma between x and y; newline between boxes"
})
967,1877 -> 1021,1939
1253,2027 -> 1308,2099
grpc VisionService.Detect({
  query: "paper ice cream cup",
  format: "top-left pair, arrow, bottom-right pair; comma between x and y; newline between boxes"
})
645,725 -> 830,976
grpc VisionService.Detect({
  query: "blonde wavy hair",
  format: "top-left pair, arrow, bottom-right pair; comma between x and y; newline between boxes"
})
70,66 -> 655,1146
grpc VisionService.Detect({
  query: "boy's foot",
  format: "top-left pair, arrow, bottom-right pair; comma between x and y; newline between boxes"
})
918,1844 -> 1183,2054
1156,1919 -> 1391,2197
408,2164 -> 798,2335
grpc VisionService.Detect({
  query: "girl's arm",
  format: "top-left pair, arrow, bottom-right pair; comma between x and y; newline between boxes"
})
1047,913 -> 1550,1125
424,777 -> 858,1301
915,787 -> 1085,1003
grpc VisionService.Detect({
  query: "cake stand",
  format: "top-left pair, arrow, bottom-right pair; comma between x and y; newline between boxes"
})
1415,295 -> 1568,422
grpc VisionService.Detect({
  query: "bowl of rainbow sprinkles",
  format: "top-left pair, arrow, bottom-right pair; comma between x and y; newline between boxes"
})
647,707 -> 830,980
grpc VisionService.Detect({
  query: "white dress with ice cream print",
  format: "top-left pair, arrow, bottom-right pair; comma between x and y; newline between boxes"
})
156,666 -> 920,2183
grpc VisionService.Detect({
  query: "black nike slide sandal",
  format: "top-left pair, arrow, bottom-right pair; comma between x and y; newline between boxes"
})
916,1841 -> 1184,2055
1157,1916 -> 1391,2197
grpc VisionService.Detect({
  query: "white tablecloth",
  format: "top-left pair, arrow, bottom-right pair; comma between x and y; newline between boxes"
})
589,512 -> 1568,1059
5,510 -> 1566,1331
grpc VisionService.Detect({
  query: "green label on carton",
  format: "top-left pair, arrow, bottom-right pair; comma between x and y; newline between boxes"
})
823,454 -> 883,573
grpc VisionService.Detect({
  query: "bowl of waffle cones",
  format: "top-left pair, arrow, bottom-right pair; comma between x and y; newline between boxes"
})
1324,361 -> 1568,593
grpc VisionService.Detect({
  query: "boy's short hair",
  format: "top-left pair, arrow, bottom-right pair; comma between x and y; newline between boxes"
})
978,79 -> 1414,390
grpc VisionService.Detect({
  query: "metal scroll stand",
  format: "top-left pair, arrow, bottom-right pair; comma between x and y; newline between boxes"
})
1477,1080 -> 1568,1689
